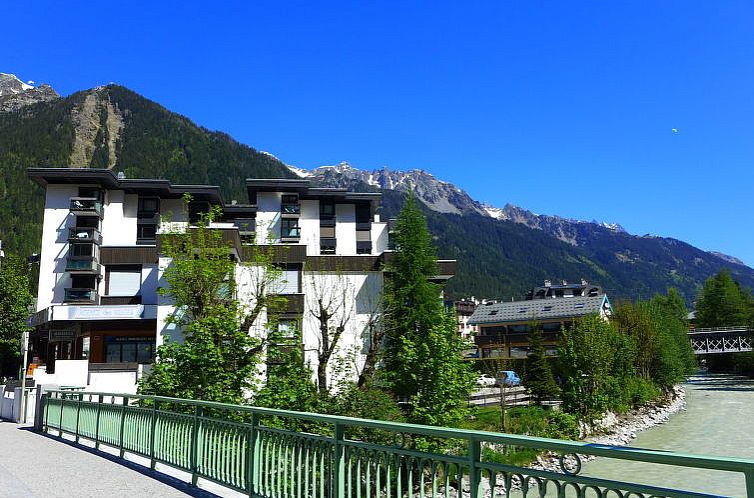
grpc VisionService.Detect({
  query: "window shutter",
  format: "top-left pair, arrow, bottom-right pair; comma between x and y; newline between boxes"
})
108,269 -> 142,296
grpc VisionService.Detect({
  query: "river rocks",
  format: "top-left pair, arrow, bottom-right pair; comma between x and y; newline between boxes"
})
528,385 -> 686,474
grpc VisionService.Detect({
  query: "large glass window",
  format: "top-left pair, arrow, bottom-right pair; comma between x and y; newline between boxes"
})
281,219 -> 300,238
70,243 -> 94,258
105,338 -> 155,363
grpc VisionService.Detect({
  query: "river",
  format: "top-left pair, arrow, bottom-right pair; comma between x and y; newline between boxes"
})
581,373 -> 754,497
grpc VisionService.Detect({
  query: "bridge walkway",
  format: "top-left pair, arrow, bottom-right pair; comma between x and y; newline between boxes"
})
0,420 -> 242,498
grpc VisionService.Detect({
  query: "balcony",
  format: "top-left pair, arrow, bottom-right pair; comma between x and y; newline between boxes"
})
68,228 -> 102,245
64,288 -> 98,304
69,197 -> 103,217
281,203 -> 300,216
65,258 -> 101,274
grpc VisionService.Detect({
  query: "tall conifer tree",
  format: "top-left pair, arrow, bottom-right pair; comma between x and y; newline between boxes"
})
381,194 -> 474,426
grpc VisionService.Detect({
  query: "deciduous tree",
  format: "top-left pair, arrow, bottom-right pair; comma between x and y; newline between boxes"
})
0,255 -> 33,378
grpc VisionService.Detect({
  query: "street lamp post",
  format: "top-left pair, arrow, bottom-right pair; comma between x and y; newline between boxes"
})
19,330 -> 29,423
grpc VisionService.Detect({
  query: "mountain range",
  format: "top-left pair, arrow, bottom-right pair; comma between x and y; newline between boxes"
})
1,72 -> 752,303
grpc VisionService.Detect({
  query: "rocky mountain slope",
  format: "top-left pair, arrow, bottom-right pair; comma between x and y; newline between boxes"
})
0,73 -> 59,112
293,162 -> 754,301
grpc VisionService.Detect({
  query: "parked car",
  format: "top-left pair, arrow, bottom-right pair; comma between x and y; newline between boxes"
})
496,370 -> 521,387
476,373 -> 497,387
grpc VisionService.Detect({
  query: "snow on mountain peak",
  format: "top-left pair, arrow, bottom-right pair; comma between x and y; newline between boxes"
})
0,73 -> 34,96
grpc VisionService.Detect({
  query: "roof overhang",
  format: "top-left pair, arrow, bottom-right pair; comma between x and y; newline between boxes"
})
28,168 -> 224,203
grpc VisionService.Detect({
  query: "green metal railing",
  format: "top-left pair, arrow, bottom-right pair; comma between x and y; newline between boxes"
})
40,390 -> 754,498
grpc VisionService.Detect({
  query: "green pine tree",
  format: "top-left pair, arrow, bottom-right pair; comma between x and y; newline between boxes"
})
381,194 -> 475,427
523,326 -> 560,405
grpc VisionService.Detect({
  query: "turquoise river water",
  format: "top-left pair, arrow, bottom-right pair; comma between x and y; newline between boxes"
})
581,373 -> 754,497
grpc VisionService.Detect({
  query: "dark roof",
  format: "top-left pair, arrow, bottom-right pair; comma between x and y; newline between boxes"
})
246,179 -> 381,206
469,295 -> 610,325
28,168 -> 382,208
28,168 -> 224,203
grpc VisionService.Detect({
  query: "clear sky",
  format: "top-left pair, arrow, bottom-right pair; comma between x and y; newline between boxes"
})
6,1 -> 754,266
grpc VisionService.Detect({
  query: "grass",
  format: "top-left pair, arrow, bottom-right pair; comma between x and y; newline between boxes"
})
461,405 -> 580,467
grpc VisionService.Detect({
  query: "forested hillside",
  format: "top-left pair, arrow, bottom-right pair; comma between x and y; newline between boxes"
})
378,190 -> 754,303
0,85 -> 293,256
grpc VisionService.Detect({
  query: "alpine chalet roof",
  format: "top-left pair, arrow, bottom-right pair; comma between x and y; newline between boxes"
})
469,295 -> 609,325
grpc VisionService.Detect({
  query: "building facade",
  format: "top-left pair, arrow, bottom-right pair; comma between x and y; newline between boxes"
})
469,281 -> 612,359
27,169 -> 455,393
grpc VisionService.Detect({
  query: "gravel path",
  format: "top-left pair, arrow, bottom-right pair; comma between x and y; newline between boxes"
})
0,420 -> 243,498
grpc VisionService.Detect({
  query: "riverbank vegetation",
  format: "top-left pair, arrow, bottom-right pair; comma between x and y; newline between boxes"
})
698,270 -> 754,376
559,289 -> 696,419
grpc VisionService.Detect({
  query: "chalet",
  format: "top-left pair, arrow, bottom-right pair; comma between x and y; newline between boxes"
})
469,281 -> 612,358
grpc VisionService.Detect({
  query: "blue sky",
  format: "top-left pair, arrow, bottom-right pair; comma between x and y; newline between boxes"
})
6,1 -> 754,266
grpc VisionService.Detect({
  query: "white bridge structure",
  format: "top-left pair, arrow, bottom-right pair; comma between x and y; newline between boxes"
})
689,326 -> 754,354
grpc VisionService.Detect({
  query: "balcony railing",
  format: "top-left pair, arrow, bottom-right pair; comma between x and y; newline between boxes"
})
281,203 -> 300,215
281,226 -> 301,239
69,197 -> 103,217
63,288 -> 98,303
65,258 -> 100,273
68,228 -> 102,245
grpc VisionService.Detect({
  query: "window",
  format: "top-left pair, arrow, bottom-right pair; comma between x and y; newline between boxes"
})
138,197 -> 160,218
71,274 -> 96,289
234,218 -> 256,244
188,201 -> 210,224
137,223 -> 157,243
281,195 -> 300,214
271,267 -> 300,294
281,219 -> 300,238
356,241 -> 372,254
574,303 -> 585,309
106,265 -> 142,296
76,216 -> 99,229
70,243 -> 94,258
543,305 -> 553,311
320,203 -> 335,217
320,238 -> 336,255
277,319 -> 298,341
355,204 -> 371,223
105,338 -> 155,363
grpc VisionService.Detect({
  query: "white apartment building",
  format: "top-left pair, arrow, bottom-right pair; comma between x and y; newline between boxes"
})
27,169 -> 455,393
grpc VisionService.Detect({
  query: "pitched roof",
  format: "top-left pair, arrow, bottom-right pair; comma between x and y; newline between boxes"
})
469,295 -> 609,325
